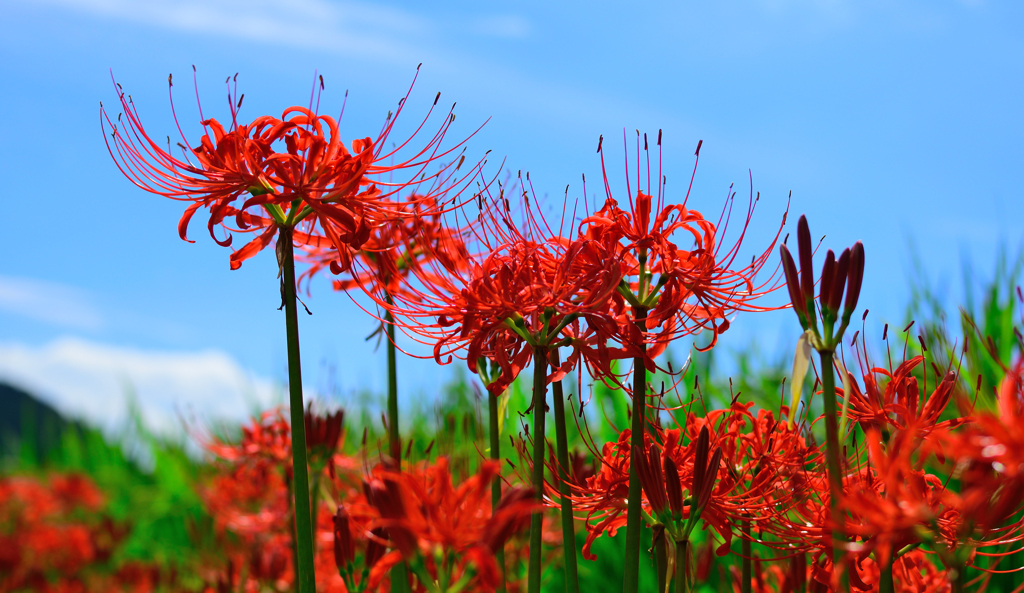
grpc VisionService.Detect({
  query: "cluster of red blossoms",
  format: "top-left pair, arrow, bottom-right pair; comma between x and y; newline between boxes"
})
102,67 -> 483,273
192,406 -> 542,593
97,70 -> 1024,593
374,133 -> 787,395
0,473 -> 159,592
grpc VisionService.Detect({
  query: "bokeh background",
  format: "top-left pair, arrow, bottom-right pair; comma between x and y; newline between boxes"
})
1,0 -> 1022,436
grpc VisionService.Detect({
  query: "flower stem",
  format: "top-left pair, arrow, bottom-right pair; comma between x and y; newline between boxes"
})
742,520 -> 752,593
951,563 -> 966,593
384,301 -> 411,593
286,473 -> 300,593
623,306 -> 649,593
550,350 -> 580,593
878,555 -> 894,593
385,300 -> 401,465
489,389 -> 507,593
278,227 -> 317,593
655,529 -> 667,593
527,348 -> 548,593
818,349 -> 847,591
674,539 -> 690,593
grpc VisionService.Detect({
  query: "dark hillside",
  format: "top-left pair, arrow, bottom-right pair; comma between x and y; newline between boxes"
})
0,382 -> 74,463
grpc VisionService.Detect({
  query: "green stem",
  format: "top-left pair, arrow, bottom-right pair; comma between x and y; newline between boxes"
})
655,529 -> 668,593
951,563 -> 966,593
742,520 -> 752,593
878,554 -> 894,593
383,300 -> 411,593
310,473 -> 321,551
286,473 -> 300,593
489,390 -> 507,593
279,227 -> 317,593
818,349 -> 847,591
674,539 -> 689,593
527,349 -> 548,593
385,300 -> 401,465
623,306 -> 648,593
550,350 -> 580,593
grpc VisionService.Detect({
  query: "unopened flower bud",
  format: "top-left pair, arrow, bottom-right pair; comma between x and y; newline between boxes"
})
796,216 -> 814,307
819,249 -> 836,310
692,426 -> 711,506
843,241 -> 865,321
779,245 -> 807,327
828,248 -> 850,316
365,527 -> 388,569
332,506 -> 354,571
663,455 -> 684,520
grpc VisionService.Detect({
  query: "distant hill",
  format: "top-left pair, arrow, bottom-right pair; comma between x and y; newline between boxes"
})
0,382 -> 75,463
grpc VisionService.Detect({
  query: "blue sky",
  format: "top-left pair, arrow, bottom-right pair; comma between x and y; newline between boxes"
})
1,0 -> 1021,431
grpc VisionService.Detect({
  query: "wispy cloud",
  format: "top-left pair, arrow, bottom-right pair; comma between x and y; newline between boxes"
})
39,0 -> 433,64
0,337 -> 285,436
0,275 -> 104,331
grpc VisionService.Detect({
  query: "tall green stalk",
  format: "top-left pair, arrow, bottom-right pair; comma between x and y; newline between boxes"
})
489,390 -> 507,593
951,564 -> 966,593
741,520 -> 752,593
383,302 -> 411,593
278,227 -> 316,593
286,473 -> 300,593
527,349 -> 548,593
550,350 -> 579,593
819,350 -> 846,587
385,302 -> 401,465
655,530 -> 668,593
623,305 -> 648,593
674,539 -> 689,593
878,557 -> 894,593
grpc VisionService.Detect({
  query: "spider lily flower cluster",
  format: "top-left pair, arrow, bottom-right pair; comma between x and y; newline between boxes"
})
96,69 -> 1024,593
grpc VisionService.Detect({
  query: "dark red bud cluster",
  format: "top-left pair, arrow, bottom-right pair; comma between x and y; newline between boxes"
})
635,425 -> 722,529
305,406 -> 345,452
691,426 -> 722,516
332,505 -> 389,577
779,215 -> 865,342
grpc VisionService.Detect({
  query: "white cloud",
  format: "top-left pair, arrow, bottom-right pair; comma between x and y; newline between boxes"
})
0,275 -> 104,331
0,337 -> 285,437
38,0 -> 432,64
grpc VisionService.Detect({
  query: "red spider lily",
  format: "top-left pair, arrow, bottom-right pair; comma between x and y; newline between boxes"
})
196,407 -> 365,593
733,549 -> 949,593
565,428 -> 632,561
840,426 -> 948,569
102,68 -> 484,270
924,356 -> 1024,570
0,473 -> 140,593
299,194 -> 472,300
196,408 -> 293,463
838,354 -> 961,438
352,458 -> 538,591
381,178 -> 624,393
579,132 -> 788,369
565,404 -> 810,562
